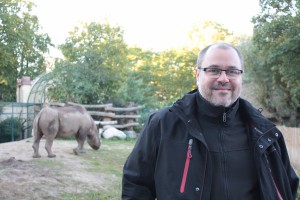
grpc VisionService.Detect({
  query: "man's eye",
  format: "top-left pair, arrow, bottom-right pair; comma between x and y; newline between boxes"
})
228,70 -> 237,75
207,68 -> 219,73
228,70 -> 239,75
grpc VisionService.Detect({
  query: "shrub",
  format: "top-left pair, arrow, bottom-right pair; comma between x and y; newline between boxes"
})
0,117 -> 24,143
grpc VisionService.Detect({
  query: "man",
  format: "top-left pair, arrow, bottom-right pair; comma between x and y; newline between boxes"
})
122,42 -> 299,200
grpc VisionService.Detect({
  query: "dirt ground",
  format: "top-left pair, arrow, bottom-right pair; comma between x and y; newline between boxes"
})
0,129 -> 299,200
0,138 -> 106,200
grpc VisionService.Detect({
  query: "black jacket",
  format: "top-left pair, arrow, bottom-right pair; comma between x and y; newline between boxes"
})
122,90 -> 299,200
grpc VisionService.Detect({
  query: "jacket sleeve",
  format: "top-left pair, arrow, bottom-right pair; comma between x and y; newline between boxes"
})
275,131 -> 299,199
122,113 -> 160,200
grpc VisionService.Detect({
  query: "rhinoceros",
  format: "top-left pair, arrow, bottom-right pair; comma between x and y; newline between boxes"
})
32,103 -> 101,158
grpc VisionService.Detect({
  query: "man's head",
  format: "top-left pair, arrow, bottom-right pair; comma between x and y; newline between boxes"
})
195,42 -> 244,107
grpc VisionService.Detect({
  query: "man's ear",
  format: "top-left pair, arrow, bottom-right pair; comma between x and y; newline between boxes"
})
195,67 -> 200,79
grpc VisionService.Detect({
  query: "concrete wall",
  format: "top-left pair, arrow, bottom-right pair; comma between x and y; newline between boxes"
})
16,76 -> 31,103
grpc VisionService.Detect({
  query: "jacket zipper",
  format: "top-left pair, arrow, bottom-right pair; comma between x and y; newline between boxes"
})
180,138 -> 193,193
254,127 -> 264,134
223,112 -> 226,123
220,115 -> 229,199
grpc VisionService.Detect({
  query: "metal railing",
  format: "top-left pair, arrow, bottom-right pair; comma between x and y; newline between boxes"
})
0,102 -> 42,143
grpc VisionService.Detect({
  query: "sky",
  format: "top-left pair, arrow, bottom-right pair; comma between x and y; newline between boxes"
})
32,0 -> 260,55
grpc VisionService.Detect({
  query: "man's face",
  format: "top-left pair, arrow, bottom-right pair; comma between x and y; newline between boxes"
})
196,47 -> 243,107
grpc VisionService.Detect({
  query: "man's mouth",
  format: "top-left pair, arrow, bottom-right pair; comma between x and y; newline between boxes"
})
214,87 -> 231,90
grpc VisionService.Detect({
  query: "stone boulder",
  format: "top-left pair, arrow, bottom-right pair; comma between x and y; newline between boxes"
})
100,126 -> 127,140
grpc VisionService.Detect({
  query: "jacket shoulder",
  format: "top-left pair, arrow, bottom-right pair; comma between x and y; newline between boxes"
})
147,106 -> 175,124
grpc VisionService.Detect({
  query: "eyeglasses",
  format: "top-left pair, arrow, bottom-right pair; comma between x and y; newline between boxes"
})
198,67 -> 243,79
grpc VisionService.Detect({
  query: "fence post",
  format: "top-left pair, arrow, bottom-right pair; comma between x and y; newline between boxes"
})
11,103 -> 14,141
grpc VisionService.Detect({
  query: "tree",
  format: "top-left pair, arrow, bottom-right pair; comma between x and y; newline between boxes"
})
118,21 -> 244,109
47,21 -> 129,104
0,0 -> 52,101
115,47 -> 158,107
151,48 -> 197,106
251,0 -> 300,126
187,20 -> 244,51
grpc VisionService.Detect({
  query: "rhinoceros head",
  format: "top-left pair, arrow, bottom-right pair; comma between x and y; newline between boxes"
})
87,119 -> 101,150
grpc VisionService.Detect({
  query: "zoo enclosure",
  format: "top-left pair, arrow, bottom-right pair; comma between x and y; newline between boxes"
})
0,101 -> 143,143
82,103 -> 143,131
51,102 -> 143,131
0,102 -> 41,143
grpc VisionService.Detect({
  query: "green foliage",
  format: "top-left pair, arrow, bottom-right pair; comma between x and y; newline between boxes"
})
47,59 -> 113,104
47,20 -> 245,114
188,20 -> 246,51
151,48 -> 197,106
250,0 -> 300,126
48,22 -> 129,104
0,0 -> 52,101
119,47 -> 197,109
115,47 -> 160,108
0,117 -> 24,143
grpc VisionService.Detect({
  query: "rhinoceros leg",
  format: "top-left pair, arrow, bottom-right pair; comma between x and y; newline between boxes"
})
45,137 -> 56,158
32,118 -> 42,158
32,132 -> 42,158
73,147 -> 86,155
73,134 -> 86,155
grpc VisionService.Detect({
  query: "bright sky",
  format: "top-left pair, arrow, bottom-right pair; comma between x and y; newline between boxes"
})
32,0 -> 260,54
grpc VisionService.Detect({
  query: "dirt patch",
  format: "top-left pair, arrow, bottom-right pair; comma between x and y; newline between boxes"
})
0,138 -> 106,200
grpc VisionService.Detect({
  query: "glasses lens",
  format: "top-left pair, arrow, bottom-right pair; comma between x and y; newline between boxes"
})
202,68 -> 242,79
206,68 -> 220,76
227,69 -> 239,77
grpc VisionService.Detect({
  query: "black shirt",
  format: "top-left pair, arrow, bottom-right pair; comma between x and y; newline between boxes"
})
195,93 -> 260,200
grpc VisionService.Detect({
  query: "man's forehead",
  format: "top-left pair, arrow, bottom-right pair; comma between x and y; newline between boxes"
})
206,45 -> 236,54
203,47 -> 241,67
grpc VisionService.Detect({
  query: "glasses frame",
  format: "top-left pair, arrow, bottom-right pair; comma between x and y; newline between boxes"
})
198,67 -> 243,79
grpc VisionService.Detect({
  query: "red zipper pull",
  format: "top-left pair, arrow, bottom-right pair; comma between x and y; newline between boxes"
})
180,139 -> 193,193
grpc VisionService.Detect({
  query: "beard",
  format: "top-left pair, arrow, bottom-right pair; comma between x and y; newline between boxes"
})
197,82 -> 241,107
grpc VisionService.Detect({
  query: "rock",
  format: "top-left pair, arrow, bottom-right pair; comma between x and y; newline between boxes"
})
100,126 -> 127,140
124,130 -> 137,139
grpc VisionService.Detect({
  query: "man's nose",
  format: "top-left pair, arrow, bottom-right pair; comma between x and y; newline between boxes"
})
217,71 -> 229,82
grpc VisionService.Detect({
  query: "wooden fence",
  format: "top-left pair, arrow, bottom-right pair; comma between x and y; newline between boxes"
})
278,126 -> 300,170
81,103 -> 143,131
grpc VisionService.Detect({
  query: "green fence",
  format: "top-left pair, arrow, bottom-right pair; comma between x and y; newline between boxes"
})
0,102 -> 42,143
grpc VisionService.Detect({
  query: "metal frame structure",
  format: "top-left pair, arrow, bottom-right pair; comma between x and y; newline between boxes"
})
0,73 -> 53,143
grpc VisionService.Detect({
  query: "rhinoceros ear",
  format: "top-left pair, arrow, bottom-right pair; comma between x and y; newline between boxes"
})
92,119 -> 100,130
95,122 -> 101,129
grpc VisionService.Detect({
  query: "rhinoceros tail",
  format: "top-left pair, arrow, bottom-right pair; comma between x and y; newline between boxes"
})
32,110 -> 42,139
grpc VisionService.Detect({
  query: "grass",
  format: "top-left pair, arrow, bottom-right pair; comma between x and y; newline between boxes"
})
59,139 -> 135,200
31,158 -> 65,169
30,138 -> 300,200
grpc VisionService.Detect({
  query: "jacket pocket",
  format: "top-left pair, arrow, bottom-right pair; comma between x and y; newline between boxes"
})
180,139 -> 193,193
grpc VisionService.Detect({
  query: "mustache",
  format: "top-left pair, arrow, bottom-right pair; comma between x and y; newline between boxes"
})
212,83 -> 232,90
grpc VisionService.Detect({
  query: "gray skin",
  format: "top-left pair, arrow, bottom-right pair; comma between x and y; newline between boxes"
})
32,104 -> 101,158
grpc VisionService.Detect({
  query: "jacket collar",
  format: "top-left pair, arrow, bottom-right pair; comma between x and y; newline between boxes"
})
195,91 -> 239,125
171,89 -> 275,134
238,99 -> 276,133
172,89 -> 239,125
